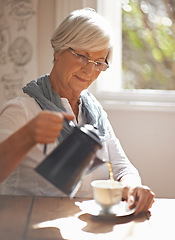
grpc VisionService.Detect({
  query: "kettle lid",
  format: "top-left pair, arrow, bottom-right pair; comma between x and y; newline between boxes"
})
79,124 -> 102,147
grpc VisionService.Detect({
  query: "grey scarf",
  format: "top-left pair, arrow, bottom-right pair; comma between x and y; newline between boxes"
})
22,74 -> 108,142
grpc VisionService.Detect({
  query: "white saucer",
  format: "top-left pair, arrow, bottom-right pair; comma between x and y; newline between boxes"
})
75,200 -> 135,218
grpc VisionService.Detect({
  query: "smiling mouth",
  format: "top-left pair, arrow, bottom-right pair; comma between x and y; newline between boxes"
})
75,75 -> 89,82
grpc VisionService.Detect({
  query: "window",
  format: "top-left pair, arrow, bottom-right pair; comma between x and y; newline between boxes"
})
93,0 -> 175,108
122,0 -> 175,90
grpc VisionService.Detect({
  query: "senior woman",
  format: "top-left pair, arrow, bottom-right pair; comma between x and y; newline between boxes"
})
0,8 -> 154,214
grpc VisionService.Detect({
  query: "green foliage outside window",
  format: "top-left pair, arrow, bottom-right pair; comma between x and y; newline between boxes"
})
122,0 -> 175,90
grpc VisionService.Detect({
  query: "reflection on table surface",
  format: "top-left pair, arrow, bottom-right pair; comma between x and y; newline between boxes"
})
0,195 -> 175,240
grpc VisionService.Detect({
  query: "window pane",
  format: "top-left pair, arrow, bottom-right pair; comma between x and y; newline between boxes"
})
122,0 -> 175,90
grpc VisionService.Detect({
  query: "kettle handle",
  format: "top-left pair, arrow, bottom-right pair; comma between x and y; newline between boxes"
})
43,118 -> 75,155
64,118 -> 75,128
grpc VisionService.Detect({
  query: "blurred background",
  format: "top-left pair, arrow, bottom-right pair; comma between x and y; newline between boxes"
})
122,0 -> 175,90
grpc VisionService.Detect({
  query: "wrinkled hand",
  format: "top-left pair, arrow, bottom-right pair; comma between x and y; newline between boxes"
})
26,110 -> 74,144
126,185 -> 155,215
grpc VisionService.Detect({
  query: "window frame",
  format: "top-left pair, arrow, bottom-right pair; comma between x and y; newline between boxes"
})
91,0 -> 175,110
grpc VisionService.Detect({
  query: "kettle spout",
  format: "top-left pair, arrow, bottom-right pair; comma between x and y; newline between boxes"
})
87,156 -> 106,175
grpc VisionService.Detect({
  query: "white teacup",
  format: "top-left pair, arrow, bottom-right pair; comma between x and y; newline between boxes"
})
91,180 -> 124,213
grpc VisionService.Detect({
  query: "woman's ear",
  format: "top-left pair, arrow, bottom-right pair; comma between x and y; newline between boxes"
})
54,51 -> 59,61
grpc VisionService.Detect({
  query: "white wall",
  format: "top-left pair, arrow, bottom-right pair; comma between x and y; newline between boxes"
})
104,106 -> 175,198
37,1 -> 175,198
37,0 -> 55,77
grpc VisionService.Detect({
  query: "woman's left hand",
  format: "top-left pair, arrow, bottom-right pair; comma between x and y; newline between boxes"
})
127,185 -> 155,215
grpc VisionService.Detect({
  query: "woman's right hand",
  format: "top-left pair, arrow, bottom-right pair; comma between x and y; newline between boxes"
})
26,111 -> 74,144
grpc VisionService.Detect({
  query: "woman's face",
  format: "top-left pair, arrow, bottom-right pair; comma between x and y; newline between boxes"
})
53,47 -> 109,96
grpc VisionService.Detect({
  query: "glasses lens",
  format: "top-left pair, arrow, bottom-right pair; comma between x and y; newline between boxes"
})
94,62 -> 108,71
78,55 -> 89,66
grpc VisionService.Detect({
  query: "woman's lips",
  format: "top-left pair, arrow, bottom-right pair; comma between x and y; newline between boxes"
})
75,75 -> 89,82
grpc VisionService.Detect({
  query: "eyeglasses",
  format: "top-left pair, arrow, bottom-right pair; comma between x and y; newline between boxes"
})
68,48 -> 109,72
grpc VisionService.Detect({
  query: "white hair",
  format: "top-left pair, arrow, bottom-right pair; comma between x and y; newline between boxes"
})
51,8 -> 113,61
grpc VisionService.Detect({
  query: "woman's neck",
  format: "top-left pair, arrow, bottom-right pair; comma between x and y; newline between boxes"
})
49,71 -> 80,119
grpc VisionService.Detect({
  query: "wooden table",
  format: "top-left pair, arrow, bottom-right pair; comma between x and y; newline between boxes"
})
0,195 -> 175,240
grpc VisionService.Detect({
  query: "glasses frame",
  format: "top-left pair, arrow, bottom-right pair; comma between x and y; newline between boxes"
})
68,48 -> 109,72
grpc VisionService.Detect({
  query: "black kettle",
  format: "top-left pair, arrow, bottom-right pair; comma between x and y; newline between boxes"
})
35,122 -> 103,198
